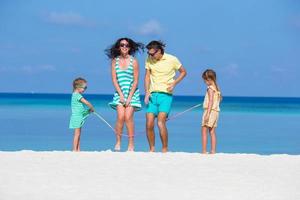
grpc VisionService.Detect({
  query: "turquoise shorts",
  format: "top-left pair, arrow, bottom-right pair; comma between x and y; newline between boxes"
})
146,92 -> 173,116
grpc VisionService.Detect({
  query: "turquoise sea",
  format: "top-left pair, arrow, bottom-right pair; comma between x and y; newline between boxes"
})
0,93 -> 299,154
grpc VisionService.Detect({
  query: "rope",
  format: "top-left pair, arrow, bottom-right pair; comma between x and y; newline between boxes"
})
93,103 -> 202,137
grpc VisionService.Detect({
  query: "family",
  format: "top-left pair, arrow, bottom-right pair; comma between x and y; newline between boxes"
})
69,38 -> 222,154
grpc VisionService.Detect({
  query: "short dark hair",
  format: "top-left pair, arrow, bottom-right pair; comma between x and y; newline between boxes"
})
73,77 -> 87,90
146,40 -> 166,54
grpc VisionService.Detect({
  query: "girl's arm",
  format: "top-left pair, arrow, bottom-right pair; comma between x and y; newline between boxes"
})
204,87 -> 215,121
80,97 -> 95,112
126,58 -> 139,106
111,59 -> 125,103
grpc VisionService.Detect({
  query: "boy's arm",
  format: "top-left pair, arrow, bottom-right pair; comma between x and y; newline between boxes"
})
80,97 -> 95,112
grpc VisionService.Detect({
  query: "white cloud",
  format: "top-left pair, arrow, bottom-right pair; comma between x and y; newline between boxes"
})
136,20 -> 164,36
0,65 -> 56,73
223,63 -> 239,77
44,11 -> 95,28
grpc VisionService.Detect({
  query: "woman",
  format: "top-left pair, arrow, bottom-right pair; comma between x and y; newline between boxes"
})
105,38 -> 144,151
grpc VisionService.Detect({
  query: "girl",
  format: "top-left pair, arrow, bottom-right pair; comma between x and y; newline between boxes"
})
201,69 -> 221,154
69,77 -> 94,152
105,38 -> 144,151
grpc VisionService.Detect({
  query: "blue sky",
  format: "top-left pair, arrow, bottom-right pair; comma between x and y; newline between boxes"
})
0,0 -> 299,97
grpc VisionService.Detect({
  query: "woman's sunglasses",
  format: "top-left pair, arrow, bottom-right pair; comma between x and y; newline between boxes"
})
120,43 -> 130,48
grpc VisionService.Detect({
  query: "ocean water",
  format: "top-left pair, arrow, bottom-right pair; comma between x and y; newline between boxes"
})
0,93 -> 300,154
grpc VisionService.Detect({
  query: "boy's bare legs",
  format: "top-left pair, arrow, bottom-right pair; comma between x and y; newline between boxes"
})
146,113 -> 155,152
157,112 -> 168,153
73,128 -> 81,152
201,126 -> 208,154
209,127 -> 217,154
125,106 -> 135,151
115,105 -> 125,151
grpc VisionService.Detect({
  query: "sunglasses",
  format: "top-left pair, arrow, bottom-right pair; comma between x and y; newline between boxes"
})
77,85 -> 87,90
120,43 -> 130,48
147,49 -> 159,57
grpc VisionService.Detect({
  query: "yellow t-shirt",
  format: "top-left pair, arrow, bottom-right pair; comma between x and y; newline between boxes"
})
145,53 -> 182,94
203,85 -> 221,111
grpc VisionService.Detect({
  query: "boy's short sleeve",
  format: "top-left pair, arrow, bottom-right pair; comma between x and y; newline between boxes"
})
173,57 -> 182,70
76,93 -> 83,101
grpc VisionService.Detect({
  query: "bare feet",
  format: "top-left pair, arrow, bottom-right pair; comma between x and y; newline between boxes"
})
162,148 -> 168,153
149,146 -> 155,152
114,143 -> 121,151
210,151 -> 216,154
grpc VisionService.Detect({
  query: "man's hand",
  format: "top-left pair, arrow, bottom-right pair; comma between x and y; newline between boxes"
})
144,92 -> 151,105
167,82 -> 176,93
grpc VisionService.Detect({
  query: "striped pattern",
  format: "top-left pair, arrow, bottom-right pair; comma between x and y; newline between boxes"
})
69,93 -> 89,129
109,56 -> 142,111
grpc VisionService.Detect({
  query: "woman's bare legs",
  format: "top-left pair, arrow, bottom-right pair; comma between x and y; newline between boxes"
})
115,105 -> 125,151
124,106 -> 135,151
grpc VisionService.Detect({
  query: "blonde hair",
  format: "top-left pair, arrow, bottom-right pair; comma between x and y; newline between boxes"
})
202,69 -> 222,100
72,77 -> 87,91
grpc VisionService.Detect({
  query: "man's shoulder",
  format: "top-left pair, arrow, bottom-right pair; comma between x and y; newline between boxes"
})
163,53 -> 179,61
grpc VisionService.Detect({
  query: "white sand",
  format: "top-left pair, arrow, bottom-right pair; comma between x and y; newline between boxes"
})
0,151 -> 299,200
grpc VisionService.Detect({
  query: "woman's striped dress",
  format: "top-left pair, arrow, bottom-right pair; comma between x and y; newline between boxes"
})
109,56 -> 142,111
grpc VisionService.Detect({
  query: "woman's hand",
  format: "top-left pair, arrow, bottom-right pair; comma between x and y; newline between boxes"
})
125,96 -> 132,107
119,94 -> 125,105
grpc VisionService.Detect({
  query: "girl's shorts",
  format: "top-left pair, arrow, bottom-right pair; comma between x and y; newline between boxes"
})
202,109 -> 219,128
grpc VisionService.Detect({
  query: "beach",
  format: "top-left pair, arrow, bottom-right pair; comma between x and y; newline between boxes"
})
0,151 -> 299,200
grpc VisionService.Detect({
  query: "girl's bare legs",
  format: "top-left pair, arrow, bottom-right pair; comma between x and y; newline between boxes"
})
201,126 -> 208,154
125,106 -> 135,151
115,105 -> 125,151
209,127 -> 217,154
73,128 -> 81,152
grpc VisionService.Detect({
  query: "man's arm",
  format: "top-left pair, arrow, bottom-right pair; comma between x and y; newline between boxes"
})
144,69 -> 151,105
167,65 -> 187,93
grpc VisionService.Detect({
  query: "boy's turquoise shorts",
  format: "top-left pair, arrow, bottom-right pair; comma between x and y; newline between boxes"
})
146,92 -> 173,116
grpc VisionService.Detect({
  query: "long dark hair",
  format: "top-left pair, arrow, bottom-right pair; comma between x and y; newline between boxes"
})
105,38 -> 144,59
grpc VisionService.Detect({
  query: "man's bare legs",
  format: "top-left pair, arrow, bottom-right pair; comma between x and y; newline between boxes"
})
146,113 -> 155,152
157,112 -> 168,153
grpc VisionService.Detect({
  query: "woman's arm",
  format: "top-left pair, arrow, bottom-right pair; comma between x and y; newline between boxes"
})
111,59 -> 125,103
126,58 -> 139,106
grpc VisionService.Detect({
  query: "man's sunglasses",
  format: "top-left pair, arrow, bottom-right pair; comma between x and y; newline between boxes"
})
147,49 -> 159,57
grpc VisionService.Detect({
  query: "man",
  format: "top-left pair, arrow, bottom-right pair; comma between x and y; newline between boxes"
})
144,40 -> 187,152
